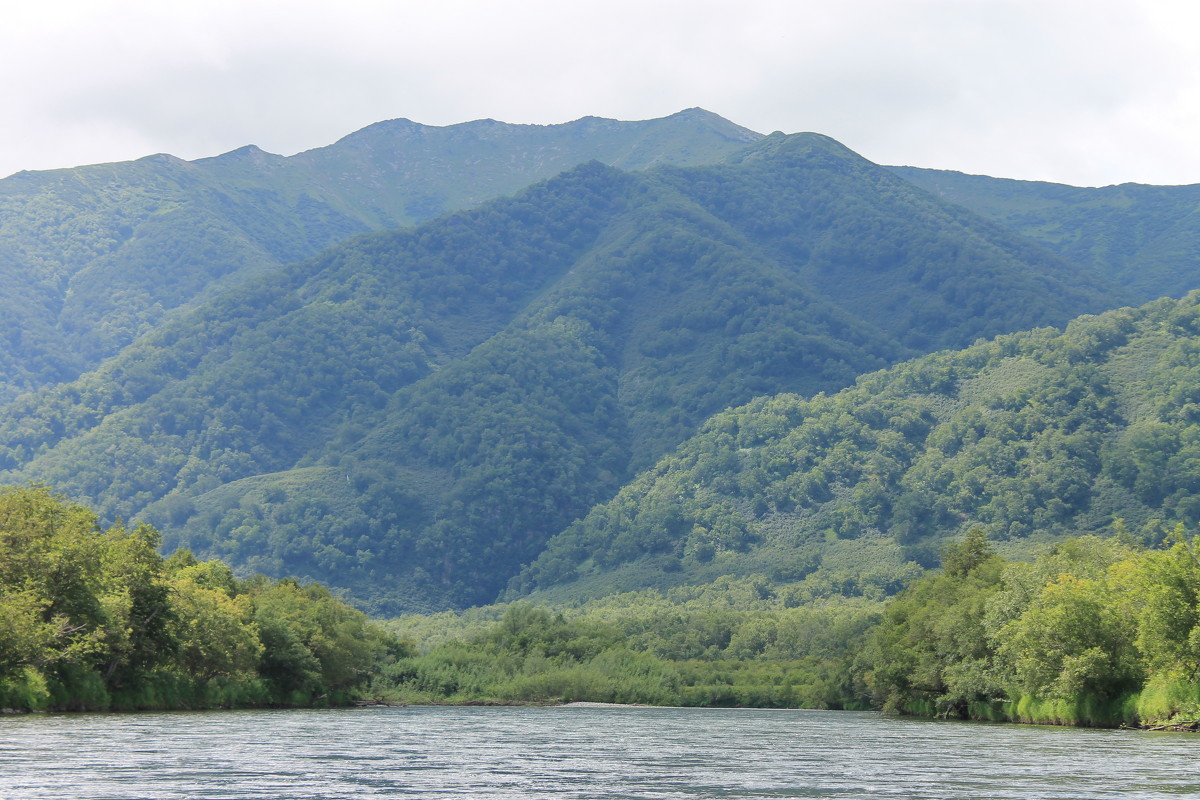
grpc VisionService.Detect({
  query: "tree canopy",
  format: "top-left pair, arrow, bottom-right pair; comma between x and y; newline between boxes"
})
0,486 -> 404,711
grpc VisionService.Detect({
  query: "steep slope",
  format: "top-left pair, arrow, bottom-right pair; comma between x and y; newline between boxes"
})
0,109 -> 760,401
514,293 -> 1200,604
0,135 -> 1122,612
0,162 -> 641,514
669,134 -> 1125,352
890,166 -> 1200,302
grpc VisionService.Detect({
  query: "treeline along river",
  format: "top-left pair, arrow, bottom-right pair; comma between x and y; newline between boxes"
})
2,706 -> 1198,799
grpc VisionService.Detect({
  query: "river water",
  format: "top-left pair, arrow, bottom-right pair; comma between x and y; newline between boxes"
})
1,706 -> 1197,799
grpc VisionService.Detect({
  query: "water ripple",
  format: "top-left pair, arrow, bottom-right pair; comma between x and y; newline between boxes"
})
2,707 -> 1198,799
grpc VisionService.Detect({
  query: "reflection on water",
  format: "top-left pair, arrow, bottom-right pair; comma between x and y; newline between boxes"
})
2,706 -> 1198,799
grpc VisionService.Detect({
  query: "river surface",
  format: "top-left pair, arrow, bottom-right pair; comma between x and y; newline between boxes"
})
1,706 -> 1197,799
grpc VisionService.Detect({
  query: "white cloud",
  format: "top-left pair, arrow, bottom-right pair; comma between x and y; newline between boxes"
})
1,0 -> 1198,185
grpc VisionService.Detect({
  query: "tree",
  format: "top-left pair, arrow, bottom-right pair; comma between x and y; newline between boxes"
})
941,527 -> 995,578
996,573 -> 1142,702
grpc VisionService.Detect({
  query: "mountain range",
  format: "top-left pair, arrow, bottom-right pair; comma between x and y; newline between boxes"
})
2,109 -> 1198,613
0,108 -> 758,403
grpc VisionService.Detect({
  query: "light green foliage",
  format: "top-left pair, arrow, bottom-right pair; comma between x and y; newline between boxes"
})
380,577 -> 881,709
996,573 -> 1141,701
168,575 -> 261,681
858,528 -> 1200,727
0,487 -> 403,711
858,532 -> 1006,716
248,578 -> 399,697
941,527 -> 994,577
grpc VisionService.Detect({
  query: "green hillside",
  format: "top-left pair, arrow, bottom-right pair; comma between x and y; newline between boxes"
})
0,131 -> 1125,613
0,109 -> 759,401
513,293 -> 1200,604
664,134 -> 1118,351
890,166 -> 1200,301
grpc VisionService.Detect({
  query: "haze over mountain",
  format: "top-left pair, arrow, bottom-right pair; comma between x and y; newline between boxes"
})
0,109 -> 759,403
0,124 -> 1137,612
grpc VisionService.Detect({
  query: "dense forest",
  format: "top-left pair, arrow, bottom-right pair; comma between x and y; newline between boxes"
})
516,293 -> 1200,603
891,165 -> 1200,301
0,132 -> 1128,612
3,110 -> 1200,727
0,487 -> 404,712
0,109 -> 758,402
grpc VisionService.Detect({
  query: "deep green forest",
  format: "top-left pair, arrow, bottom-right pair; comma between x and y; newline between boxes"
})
891,165 -> 1200,301
517,293 -> 1200,603
0,109 -> 758,402
0,134 -> 1126,611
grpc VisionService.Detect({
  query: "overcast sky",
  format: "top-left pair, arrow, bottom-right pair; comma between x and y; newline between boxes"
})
3,0 -> 1198,187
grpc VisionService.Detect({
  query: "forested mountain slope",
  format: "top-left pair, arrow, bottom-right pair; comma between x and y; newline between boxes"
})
513,293 -> 1200,604
890,166 -> 1200,302
0,109 -> 759,402
663,134 -> 1120,352
0,133 -> 1125,612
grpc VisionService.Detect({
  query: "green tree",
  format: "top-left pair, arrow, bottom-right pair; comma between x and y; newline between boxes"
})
996,573 -> 1142,702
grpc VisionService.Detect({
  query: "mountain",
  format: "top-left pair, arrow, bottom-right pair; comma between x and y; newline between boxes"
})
0,132 -> 1124,612
890,166 -> 1200,301
658,134 -> 1123,351
512,293 -> 1200,604
0,109 -> 761,402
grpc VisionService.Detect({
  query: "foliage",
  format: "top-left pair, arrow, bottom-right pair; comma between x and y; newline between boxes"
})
662,133 -> 1118,352
517,294 -> 1200,605
0,487 -> 404,711
858,529 -> 1200,727
891,166 -> 1200,303
378,576 -> 881,709
409,529 -> 1183,726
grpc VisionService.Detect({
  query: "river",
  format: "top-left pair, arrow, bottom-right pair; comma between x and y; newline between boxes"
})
2,706 -> 1197,799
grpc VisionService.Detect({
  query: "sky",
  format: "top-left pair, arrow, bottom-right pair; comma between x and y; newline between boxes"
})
3,0 -> 1199,187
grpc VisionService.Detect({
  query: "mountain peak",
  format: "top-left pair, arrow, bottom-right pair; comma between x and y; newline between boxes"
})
134,152 -> 188,166
326,110 -> 762,150
322,117 -> 432,149
723,131 -> 874,170
197,144 -> 284,163
661,107 -> 762,142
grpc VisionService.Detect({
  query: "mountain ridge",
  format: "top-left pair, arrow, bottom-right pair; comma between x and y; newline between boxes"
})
7,110 -> 1200,614
0,133 -> 1132,612
0,109 -> 760,403
888,165 -> 1200,301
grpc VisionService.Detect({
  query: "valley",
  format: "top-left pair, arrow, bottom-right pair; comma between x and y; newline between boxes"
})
2,109 -> 1200,727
